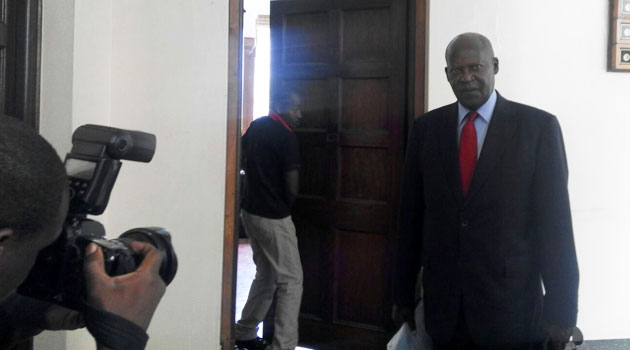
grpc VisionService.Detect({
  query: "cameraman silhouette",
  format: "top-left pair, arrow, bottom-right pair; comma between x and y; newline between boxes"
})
0,115 -> 166,350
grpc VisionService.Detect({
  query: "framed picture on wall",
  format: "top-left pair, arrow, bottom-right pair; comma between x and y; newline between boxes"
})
610,0 -> 630,71
613,0 -> 630,16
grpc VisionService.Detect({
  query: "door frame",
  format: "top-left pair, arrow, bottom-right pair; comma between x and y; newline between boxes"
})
221,0 -> 243,348
2,0 -> 42,129
220,0 -> 427,348
6,2 -> 44,349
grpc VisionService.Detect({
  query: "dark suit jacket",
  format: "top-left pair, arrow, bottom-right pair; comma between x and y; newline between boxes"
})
394,93 -> 579,348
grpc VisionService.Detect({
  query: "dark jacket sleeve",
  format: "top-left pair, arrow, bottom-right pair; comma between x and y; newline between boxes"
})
393,117 -> 426,307
0,293 -> 50,348
532,115 -> 579,327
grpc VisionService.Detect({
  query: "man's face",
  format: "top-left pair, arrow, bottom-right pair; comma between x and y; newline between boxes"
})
279,93 -> 302,129
0,189 -> 68,300
445,40 -> 498,111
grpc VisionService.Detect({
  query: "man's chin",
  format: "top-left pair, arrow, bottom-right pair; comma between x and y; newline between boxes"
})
458,95 -> 484,110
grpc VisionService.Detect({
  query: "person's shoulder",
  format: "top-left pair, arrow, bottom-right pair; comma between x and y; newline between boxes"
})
499,96 -> 562,132
258,117 -> 296,146
246,116 -> 281,135
412,102 -> 457,129
510,101 -> 554,117
248,116 -> 272,129
501,96 -> 556,121
421,103 -> 455,118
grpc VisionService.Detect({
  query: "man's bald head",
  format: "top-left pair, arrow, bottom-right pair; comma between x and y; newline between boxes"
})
444,32 -> 499,110
445,32 -> 495,63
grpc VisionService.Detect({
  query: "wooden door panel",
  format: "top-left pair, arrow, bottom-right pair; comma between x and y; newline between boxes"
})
293,211 -> 330,319
340,147 -> 389,201
0,0 -> 8,114
273,0 -> 336,69
2,0 -> 41,128
334,230 -> 388,327
332,201 -> 390,234
271,0 -> 407,346
300,143 -> 328,197
340,130 -> 389,148
341,8 -> 389,63
341,78 -> 389,131
293,79 -> 330,129
285,12 -> 330,64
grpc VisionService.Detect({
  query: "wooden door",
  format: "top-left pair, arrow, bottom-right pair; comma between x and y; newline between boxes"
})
1,0 -> 41,127
271,0 -> 407,347
2,1 -> 42,349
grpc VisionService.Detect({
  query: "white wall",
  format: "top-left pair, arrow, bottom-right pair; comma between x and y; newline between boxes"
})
37,1 -> 229,349
39,0 -> 75,157
106,2 -> 228,349
36,0 -> 77,348
427,0 -> 630,340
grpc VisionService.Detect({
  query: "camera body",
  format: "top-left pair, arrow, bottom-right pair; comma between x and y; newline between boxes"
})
18,125 -> 177,311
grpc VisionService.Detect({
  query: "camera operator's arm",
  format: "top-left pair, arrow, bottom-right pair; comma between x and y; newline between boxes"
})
0,294 -> 84,348
83,242 -> 166,350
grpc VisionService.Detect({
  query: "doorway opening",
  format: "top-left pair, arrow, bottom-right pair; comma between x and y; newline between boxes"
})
224,0 -> 427,349
235,1 -> 312,349
241,0 -> 270,133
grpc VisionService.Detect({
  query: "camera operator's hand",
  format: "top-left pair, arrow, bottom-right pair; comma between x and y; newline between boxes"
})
44,305 -> 84,330
83,242 -> 166,331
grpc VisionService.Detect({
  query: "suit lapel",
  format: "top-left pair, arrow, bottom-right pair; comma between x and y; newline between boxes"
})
438,103 -> 464,206
464,93 -> 515,204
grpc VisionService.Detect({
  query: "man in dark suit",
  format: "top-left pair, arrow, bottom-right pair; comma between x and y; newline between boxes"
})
393,33 -> 579,350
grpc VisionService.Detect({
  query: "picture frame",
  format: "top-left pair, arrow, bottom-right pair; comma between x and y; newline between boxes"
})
610,0 -> 630,71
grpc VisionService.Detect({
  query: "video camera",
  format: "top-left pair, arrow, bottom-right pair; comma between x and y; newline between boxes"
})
18,125 -> 178,311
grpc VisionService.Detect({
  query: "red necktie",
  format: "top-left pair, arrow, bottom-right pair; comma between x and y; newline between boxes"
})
459,111 -> 478,196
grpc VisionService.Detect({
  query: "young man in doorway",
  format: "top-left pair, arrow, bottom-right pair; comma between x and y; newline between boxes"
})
236,90 -> 303,350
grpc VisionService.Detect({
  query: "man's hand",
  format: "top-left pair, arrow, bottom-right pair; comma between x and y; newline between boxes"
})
83,242 -> 166,331
392,304 -> 416,330
541,320 -> 572,350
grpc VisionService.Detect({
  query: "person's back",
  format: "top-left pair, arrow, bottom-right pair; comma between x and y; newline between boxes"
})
241,115 -> 300,219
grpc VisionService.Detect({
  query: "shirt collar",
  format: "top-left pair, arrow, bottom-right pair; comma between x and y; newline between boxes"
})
269,112 -> 293,132
458,90 -> 497,126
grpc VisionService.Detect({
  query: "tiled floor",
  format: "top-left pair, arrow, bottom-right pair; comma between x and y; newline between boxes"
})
577,339 -> 630,349
236,239 -> 312,350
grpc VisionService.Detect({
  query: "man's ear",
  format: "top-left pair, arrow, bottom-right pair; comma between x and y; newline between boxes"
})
0,228 -> 14,245
493,57 -> 499,74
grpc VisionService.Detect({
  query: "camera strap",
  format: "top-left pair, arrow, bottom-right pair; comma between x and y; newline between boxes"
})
84,305 -> 148,350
